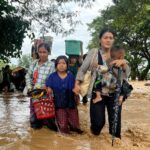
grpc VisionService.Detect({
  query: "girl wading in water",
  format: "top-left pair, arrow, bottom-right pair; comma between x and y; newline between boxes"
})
46,56 -> 83,134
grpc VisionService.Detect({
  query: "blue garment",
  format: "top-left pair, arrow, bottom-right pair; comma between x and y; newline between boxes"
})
46,72 -> 76,108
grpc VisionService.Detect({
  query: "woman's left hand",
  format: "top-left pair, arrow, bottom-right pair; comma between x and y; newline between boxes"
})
110,59 -> 127,68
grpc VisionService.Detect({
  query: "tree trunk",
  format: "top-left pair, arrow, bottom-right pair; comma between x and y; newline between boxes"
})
130,68 -> 137,80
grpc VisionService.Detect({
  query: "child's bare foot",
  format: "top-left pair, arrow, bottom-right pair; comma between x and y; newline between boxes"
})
118,96 -> 123,105
93,96 -> 102,104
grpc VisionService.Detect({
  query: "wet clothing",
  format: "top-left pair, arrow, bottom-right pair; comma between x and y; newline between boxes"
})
26,59 -> 55,90
25,59 -> 56,130
91,49 -> 123,137
30,98 -> 57,130
76,48 -> 130,137
55,108 -> 79,133
90,93 -> 122,138
46,72 -> 76,108
76,48 -> 98,98
2,71 -> 11,91
46,71 -> 80,134
94,50 -> 129,95
76,48 -> 130,98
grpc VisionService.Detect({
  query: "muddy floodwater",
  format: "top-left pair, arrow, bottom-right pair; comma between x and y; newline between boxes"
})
0,81 -> 150,150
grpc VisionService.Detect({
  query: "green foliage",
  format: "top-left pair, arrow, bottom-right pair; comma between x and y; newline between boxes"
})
0,0 -> 94,62
0,59 -> 16,70
88,0 -> 150,80
0,0 -> 30,62
0,60 -> 6,69
11,0 -> 95,35
146,72 -> 150,80
18,54 -> 32,68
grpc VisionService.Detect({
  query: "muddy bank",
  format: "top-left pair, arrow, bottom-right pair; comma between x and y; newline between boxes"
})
0,81 -> 150,150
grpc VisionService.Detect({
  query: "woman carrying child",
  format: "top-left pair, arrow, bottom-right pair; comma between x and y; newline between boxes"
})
73,27 -> 130,138
93,46 -> 130,105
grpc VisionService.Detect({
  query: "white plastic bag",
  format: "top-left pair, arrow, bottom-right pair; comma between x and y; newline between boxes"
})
23,86 -> 28,96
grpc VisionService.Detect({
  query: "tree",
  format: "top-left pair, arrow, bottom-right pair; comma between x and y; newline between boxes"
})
88,0 -> 150,80
0,60 -> 6,69
0,0 -> 29,62
0,0 -> 94,62
18,54 -> 32,68
11,0 -> 95,35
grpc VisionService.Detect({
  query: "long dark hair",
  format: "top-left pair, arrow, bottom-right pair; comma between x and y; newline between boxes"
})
99,27 -> 116,39
55,55 -> 69,70
38,43 -> 50,52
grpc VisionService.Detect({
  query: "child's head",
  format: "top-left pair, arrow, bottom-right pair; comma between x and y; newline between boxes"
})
111,46 -> 125,60
55,56 -> 68,72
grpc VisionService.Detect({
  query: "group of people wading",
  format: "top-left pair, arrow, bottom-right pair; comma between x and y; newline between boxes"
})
25,27 -> 131,140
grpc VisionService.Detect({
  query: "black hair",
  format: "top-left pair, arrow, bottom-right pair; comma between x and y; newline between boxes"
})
51,59 -> 56,63
5,65 -> 10,70
99,27 -> 115,39
55,55 -> 69,69
83,54 -> 87,60
111,45 -> 125,52
111,45 -> 125,59
68,55 -> 78,64
38,43 -> 50,52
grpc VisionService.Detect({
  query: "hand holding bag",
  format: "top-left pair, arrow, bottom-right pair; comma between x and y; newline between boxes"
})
80,49 -> 97,97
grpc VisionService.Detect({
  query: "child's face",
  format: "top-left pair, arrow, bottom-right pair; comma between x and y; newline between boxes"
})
56,59 -> 67,72
114,49 -> 125,59
117,49 -> 125,59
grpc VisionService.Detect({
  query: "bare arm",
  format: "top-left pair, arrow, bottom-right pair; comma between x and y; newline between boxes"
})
110,59 -> 131,78
25,60 -> 37,90
76,48 -> 97,81
73,49 -> 97,94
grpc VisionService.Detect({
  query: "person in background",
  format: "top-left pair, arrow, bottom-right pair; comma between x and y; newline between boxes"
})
2,65 -> 11,92
25,43 -> 57,130
0,68 -> 4,92
68,56 -> 79,77
51,59 -> 56,64
46,56 -> 83,134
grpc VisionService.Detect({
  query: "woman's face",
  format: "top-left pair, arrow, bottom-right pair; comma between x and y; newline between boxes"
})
56,59 -> 67,72
38,47 -> 49,62
70,57 -> 77,64
100,32 -> 114,50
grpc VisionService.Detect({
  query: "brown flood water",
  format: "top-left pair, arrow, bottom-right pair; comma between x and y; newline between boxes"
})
0,81 -> 150,150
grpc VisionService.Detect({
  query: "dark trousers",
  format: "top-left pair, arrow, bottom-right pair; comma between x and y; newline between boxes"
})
55,108 -> 80,133
90,92 -> 122,138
